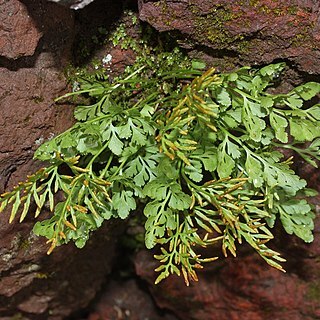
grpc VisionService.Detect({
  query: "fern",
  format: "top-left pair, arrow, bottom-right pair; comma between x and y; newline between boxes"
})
1,59 -> 320,285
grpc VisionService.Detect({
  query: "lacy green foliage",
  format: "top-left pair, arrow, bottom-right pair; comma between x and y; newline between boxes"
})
1,61 -> 320,285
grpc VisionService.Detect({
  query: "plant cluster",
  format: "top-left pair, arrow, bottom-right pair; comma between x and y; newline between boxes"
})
1,23 -> 320,284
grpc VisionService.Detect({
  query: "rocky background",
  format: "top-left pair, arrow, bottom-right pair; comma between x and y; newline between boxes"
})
1,0 -> 320,319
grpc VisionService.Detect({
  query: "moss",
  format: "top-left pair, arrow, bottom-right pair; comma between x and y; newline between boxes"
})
189,3 -> 257,54
236,39 -> 251,54
306,281 -> 320,300
10,314 -> 24,320
191,4 -> 242,48
32,96 -> 44,104
248,0 -> 260,7
290,26 -> 314,48
18,238 -> 32,251
256,4 -> 292,16
287,6 -> 298,15
190,1 -> 317,56
156,0 -> 178,28
236,37 -> 269,56
35,272 -> 49,279
240,0 -> 302,17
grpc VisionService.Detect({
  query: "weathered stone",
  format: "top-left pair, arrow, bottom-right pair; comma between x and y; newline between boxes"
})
87,279 -> 178,320
0,0 -> 42,59
134,164 -> 320,319
18,295 -> 52,314
0,1 -> 119,319
134,169 -> 320,319
138,0 -> 320,74
0,271 -> 39,297
135,222 -> 320,320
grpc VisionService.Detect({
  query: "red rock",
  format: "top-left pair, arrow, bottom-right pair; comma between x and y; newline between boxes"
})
0,1 -> 119,319
87,279 -> 178,320
135,228 -> 320,320
0,0 -> 42,59
138,0 -> 320,74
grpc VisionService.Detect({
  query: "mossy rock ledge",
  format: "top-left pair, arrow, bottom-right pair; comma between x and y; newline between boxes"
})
138,0 -> 320,74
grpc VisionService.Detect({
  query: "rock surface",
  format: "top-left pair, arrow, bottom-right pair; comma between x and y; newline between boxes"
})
0,1 -> 118,319
0,0 -> 42,59
135,220 -> 320,320
86,279 -> 178,320
133,138 -> 320,320
138,0 -> 320,74
1,1 -> 320,319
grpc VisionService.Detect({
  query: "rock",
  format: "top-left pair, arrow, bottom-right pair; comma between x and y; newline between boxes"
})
18,295 -> 53,314
0,1 -> 119,319
133,170 -> 320,320
86,279 -> 178,320
0,222 -> 119,320
135,228 -> 320,320
133,161 -> 320,320
0,0 -> 42,59
138,0 -> 320,74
